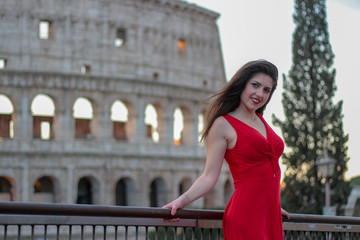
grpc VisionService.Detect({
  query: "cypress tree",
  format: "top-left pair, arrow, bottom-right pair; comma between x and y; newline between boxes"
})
273,0 -> 350,214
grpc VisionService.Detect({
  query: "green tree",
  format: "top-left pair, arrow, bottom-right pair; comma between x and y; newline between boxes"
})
273,0 -> 350,214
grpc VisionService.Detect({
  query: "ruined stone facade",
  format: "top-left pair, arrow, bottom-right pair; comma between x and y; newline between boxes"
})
0,0 -> 233,208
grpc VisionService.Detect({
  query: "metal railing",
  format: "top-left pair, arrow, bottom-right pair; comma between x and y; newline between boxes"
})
0,202 -> 360,239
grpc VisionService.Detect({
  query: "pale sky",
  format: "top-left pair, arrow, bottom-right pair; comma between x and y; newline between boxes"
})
188,0 -> 360,180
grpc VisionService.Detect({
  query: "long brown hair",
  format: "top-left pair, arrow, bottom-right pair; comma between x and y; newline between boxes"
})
200,60 -> 278,143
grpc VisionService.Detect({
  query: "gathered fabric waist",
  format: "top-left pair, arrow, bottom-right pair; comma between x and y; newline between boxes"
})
229,157 -> 280,190
232,171 -> 279,190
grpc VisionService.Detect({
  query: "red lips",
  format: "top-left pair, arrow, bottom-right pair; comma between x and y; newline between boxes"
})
251,97 -> 260,105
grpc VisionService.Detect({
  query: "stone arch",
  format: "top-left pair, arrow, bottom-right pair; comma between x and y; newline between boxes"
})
0,175 -> 15,201
29,90 -> 62,140
115,177 -> 137,206
111,100 -> 129,141
107,95 -> 136,142
173,105 -> 192,146
224,178 -> 234,206
119,99 -> 136,142
76,175 -> 100,205
73,97 -> 94,139
32,176 -> 59,203
173,107 -> 184,146
0,94 -> 15,139
144,103 -> 160,142
150,177 -> 168,207
31,94 -> 55,140
152,102 -> 166,143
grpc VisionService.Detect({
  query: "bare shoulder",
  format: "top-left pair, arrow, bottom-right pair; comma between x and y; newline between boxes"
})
212,116 -> 229,129
210,116 -> 234,136
210,116 -> 237,148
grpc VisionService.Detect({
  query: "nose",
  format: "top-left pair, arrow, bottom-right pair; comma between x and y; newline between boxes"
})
255,88 -> 264,98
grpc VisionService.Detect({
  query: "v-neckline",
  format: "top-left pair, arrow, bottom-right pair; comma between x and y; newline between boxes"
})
227,113 -> 268,141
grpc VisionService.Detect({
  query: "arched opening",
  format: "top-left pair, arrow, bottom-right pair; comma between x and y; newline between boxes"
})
0,176 -> 13,201
33,176 -> 55,203
115,177 -> 136,206
173,106 -> 193,146
173,108 -> 184,146
31,94 -> 55,140
111,100 -> 128,141
178,178 -> 191,195
76,177 -> 93,204
224,179 -> 234,205
150,178 -> 167,207
0,94 -> 14,140
144,104 -> 159,142
73,97 -> 93,139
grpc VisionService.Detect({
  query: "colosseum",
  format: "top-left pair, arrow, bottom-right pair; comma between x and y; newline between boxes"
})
0,0 -> 233,209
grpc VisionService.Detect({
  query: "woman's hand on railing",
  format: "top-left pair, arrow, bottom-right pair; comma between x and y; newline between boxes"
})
162,196 -> 187,222
281,208 -> 290,220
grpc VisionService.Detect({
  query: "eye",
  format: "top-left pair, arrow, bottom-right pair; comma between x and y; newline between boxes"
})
251,83 -> 259,88
264,88 -> 271,93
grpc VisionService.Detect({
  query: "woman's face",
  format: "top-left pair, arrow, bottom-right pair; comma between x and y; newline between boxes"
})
240,73 -> 274,112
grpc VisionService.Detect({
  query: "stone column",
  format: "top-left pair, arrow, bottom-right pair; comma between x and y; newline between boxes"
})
138,168 -> 148,206
59,89 -> 73,141
16,91 -> 31,141
61,14 -> 72,71
135,96 -> 145,143
104,161 -> 112,205
21,161 -> 29,202
66,164 -> 74,203
157,100 -> 169,144
98,94 -> 112,142
135,24 -> 144,76
166,110 -> 174,147
100,20 -> 108,74
21,7 -> 31,69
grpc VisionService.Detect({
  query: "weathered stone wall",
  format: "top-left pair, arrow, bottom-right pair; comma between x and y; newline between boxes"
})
0,0 -> 233,208
0,0 -> 225,90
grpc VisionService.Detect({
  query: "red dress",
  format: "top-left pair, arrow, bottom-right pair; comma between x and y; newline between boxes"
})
222,114 -> 284,240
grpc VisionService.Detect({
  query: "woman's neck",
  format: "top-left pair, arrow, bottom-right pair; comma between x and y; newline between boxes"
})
231,106 -> 258,122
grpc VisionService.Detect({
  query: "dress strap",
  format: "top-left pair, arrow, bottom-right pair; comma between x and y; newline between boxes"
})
222,114 -> 241,131
222,114 -> 236,126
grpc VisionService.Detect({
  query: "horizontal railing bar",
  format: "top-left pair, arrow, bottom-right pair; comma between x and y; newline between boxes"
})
283,222 -> 360,233
0,202 -> 223,220
285,213 -> 360,225
0,214 -> 197,228
1,202 -> 360,226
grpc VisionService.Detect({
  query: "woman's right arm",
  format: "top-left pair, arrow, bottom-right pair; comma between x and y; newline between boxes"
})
163,117 -> 230,216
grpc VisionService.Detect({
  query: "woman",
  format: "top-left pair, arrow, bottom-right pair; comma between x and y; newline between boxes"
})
163,60 -> 290,239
